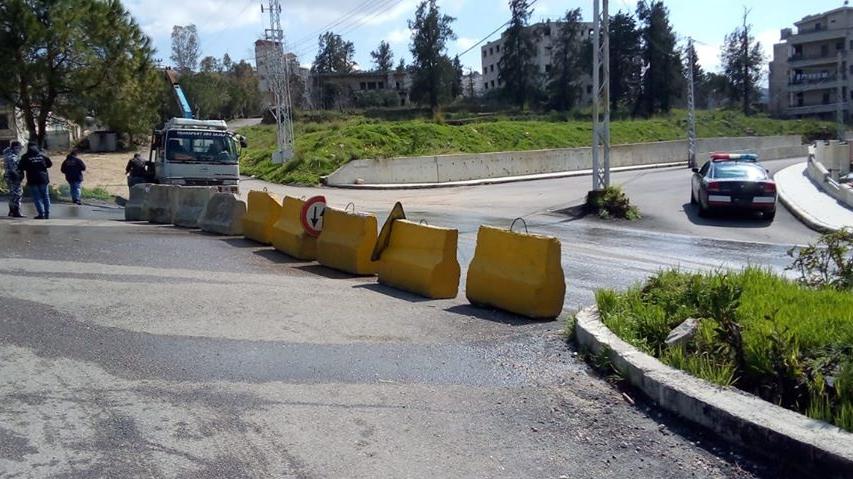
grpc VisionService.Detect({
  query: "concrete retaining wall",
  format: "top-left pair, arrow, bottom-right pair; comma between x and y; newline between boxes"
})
808,142 -> 853,209
325,135 -> 806,186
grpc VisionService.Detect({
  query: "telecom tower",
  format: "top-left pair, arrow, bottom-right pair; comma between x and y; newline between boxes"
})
591,0 -> 611,191
686,38 -> 697,168
262,0 -> 295,164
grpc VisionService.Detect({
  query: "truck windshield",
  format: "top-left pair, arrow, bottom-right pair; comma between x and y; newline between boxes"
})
165,130 -> 237,164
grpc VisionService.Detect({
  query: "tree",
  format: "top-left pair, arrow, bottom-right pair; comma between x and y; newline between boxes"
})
222,53 -> 233,71
171,24 -> 200,73
547,8 -> 584,111
499,0 -> 539,109
396,58 -> 407,73
313,31 -> 355,73
409,0 -> 457,111
371,40 -> 394,72
0,0 -> 159,146
451,55 -> 464,98
199,56 -> 221,73
609,11 -> 642,113
721,8 -> 765,115
634,1 -> 682,117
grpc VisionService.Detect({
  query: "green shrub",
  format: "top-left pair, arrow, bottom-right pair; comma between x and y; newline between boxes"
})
587,186 -> 640,220
596,267 -> 853,431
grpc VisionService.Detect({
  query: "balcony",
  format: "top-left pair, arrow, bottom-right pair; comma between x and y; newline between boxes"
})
788,52 -> 845,68
785,102 -> 849,116
788,74 -> 845,92
788,28 -> 847,45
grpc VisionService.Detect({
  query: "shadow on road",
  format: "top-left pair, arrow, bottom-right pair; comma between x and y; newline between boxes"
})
253,249 -> 311,265
221,238 -> 265,248
292,264 -> 360,280
681,202 -> 773,229
444,304 -> 554,326
352,283 -> 432,303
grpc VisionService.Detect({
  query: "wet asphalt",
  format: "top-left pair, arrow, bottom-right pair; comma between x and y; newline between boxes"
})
0,163 -> 818,478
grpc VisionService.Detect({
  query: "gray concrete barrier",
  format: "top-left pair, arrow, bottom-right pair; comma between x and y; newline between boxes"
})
173,187 -> 218,228
144,185 -> 180,224
198,193 -> 247,236
809,142 -> 853,209
125,184 -> 152,221
325,135 -> 805,186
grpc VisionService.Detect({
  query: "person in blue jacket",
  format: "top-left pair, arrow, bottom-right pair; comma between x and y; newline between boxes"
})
17,142 -> 53,219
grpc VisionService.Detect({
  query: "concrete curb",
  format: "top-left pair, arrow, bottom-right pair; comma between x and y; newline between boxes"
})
574,306 -> 853,478
324,161 -> 687,190
776,165 -> 837,233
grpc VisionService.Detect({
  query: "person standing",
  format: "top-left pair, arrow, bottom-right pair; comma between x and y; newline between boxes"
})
17,141 -> 52,220
3,141 -> 24,217
60,149 -> 86,205
125,153 -> 148,188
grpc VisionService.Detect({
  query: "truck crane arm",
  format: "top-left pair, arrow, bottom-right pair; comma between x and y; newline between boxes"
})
164,69 -> 193,119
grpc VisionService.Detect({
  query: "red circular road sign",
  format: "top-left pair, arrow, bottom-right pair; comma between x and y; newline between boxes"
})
301,195 -> 327,237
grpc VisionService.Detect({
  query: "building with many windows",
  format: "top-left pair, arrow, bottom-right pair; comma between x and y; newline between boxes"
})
480,20 -> 594,103
769,7 -> 853,120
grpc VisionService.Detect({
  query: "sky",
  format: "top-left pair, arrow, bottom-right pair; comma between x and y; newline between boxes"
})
124,0 -> 850,75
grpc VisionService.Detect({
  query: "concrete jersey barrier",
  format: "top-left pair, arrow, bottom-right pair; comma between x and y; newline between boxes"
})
198,193 -> 247,236
271,196 -> 318,260
466,225 -> 565,319
173,187 -> 218,228
317,208 -> 379,275
378,220 -> 460,299
242,190 -> 282,244
144,185 -> 180,224
325,135 -> 806,186
125,183 -> 152,221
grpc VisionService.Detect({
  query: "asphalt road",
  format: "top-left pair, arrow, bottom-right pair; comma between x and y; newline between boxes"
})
0,159 -> 818,478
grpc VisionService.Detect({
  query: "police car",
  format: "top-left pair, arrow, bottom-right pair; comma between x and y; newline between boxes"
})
690,153 -> 777,221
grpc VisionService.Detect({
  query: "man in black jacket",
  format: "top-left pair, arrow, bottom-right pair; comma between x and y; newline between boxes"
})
125,153 -> 148,188
17,142 -> 53,219
61,149 -> 86,205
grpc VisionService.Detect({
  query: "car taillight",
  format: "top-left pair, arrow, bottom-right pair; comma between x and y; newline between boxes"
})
707,181 -> 721,192
761,182 -> 776,194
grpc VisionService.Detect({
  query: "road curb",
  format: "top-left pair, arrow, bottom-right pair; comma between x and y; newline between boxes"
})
324,161 -> 687,190
776,164 -> 838,233
574,306 -> 853,478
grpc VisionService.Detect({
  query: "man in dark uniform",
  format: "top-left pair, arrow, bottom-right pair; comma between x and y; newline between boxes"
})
17,141 -> 53,219
3,141 -> 24,217
125,153 -> 149,188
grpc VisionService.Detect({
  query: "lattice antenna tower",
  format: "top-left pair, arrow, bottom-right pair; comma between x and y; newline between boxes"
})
262,0 -> 295,163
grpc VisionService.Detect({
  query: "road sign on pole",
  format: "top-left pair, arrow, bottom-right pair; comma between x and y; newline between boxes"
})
300,195 -> 326,237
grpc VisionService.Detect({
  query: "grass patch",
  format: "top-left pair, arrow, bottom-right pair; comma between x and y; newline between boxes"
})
56,184 -> 112,201
239,109 -> 834,185
596,267 -> 853,431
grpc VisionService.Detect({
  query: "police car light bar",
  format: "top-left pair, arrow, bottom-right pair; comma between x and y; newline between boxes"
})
711,152 -> 758,162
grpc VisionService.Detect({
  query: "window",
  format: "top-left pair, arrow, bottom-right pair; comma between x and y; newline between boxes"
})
821,45 -> 829,56
367,81 -> 376,90
0,114 -> 8,130
491,80 -> 495,88
483,66 -> 487,74
849,40 -> 853,50
816,22 -> 822,31
545,64 -> 552,73
483,50 -> 487,57
823,92 -> 831,104
587,85 -> 592,94
849,65 -> 853,75
378,81 -> 385,89
490,64 -> 494,72
837,41 -> 844,51
496,45 -> 500,52
395,81 -> 400,89
544,27 -> 551,36
489,47 -> 493,55
360,82 -> 366,90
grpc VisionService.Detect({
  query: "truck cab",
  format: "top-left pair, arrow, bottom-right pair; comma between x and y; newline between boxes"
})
149,118 -> 244,194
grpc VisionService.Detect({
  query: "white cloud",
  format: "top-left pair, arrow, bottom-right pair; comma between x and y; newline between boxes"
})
126,0 -> 263,36
387,28 -> 412,44
694,41 -> 721,73
456,36 -> 478,52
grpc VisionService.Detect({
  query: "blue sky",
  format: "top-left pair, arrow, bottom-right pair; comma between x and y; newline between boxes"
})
124,0 -> 849,75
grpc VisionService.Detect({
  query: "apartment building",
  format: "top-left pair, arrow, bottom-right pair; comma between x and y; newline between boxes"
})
254,40 -> 310,107
769,7 -> 853,120
480,21 -> 594,103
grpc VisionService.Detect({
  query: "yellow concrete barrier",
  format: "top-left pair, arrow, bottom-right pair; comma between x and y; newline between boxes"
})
271,196 -> 317,260
242,190 -> 282,244
378,220 -> 460,299
317,208 -> 379,275
466,225 -> 565,319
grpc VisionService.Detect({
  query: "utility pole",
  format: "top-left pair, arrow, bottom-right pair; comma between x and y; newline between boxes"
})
687,37 -> 697,168
263,0 -> 295,164
838,50 -> 845,141
591,0 -> 611,191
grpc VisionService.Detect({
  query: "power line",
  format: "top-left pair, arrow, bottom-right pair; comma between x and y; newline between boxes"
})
455,0 -> 540,58
287,0 -> 401,53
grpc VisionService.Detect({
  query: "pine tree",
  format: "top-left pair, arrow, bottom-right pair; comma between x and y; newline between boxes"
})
0,0 -> 160,145
313,32 -> 356,74
371,41 -> 394,72
499,0 -> 539,109
634,1 -> 682,117
409,0 -> 456,111
721,9 -> 765,116
451,55 -> 464,98
547,8 -> 584,111
609,11 -> 642,113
